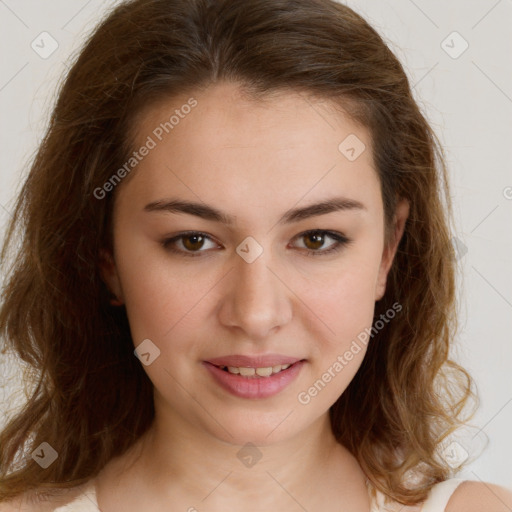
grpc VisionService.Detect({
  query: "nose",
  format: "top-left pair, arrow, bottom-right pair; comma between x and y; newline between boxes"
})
217,249 -> 293,341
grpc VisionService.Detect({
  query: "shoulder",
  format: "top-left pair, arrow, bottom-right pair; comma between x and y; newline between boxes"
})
446,480 -> 512,512
0,492 -> 54,511
0,482 -> 93,512
0,491 -> 53,511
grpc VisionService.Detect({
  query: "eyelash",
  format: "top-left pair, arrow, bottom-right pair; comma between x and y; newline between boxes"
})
161,230 -> 351,258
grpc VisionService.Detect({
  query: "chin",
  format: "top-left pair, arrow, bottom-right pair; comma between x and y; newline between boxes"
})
206,407 -> 314,448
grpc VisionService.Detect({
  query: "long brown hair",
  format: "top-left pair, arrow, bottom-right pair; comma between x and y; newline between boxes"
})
0,0 -> 476,505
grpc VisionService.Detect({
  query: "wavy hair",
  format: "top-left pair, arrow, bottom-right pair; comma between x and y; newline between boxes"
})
0,0 -> 476,505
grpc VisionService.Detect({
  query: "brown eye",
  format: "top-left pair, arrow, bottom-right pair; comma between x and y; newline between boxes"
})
292,230 -> 351,256
162,230 -> 350,258
182,234 -> 206,251
162,232 -> 218,257
303,232 -> 326,250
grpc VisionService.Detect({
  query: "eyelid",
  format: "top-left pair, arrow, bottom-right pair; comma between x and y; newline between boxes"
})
291,229 -> 350,256
161,229 -> 351,257
161,230 -> 220,257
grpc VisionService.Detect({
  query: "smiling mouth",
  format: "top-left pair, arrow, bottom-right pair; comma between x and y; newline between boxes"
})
212,361 -> 302,378
204,359 -> 306,399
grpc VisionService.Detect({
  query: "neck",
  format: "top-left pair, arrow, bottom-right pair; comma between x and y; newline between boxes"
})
96,406 -> 370,511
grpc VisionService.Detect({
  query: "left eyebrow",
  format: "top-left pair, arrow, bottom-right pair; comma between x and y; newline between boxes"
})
143,196 -> 367,225
281,197 -> 367,223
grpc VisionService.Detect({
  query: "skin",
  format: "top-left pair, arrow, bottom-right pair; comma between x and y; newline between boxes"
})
2,82 -> 512,512
94,81 -> 411,511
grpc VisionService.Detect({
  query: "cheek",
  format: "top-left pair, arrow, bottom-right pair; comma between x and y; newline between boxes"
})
114,234 -> 206,346
303,272 -> 375,385
121,266 -> 210,348
310,265 -> 376,322
292,265 -> 378,409
116,225 -> 383,351
293,245 -> 382,343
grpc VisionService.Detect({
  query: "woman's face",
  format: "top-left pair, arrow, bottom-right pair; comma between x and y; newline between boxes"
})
101,81 -> 408,446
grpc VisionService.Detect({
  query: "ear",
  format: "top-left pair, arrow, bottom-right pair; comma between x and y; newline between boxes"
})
375,198 -> 410,301
99,248 -> 125,306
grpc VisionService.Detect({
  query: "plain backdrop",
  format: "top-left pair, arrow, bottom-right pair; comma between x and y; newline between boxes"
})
0,0 -> 511,489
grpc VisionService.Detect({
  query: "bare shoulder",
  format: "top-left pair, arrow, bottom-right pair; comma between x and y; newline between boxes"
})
0,483 -> 89,512
446,480 -> 512,512
0,491 -> 54,512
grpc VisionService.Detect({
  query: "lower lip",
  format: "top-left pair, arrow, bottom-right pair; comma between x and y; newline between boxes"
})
203,361 -> 305,399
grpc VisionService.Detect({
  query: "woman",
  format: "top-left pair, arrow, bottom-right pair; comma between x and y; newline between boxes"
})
0,0 -> 511,510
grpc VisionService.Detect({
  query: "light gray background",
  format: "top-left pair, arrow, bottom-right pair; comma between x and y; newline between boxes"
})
1,0 -> 511,489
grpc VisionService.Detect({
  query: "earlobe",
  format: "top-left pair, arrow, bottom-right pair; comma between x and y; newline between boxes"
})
99,248 -> 125,306
375,199 -> 410,301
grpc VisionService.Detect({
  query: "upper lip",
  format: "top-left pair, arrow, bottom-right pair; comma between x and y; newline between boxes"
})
205,354 -> 304,368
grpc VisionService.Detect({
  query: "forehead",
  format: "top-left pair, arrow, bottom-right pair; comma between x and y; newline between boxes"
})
118,81 -> 381,219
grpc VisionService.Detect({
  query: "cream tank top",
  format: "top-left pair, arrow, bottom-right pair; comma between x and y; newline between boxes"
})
52,478 -> 465,511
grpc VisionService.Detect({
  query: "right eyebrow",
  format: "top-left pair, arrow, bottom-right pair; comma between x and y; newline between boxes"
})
143,196 -> 367,225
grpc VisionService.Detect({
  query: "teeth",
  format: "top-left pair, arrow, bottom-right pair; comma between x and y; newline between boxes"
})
255,367 -> 273,377
220,363 -> 294,377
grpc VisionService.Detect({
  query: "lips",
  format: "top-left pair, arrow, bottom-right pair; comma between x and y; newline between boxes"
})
206,354 -> 302,368
203,358 -> 306,399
